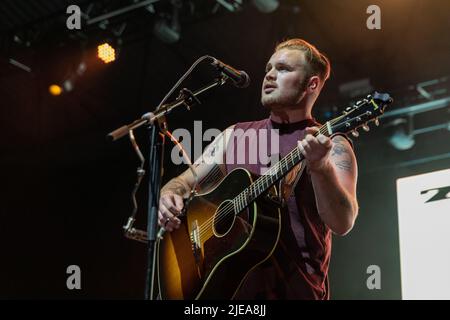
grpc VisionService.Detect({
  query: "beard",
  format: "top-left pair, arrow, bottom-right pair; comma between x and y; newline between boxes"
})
261,79 -> 308,111
261,91 -> 304,110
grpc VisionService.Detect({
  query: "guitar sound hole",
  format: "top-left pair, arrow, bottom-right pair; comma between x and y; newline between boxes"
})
212,200 -> 236,237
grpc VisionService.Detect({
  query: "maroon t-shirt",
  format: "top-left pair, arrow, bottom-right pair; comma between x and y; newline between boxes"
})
225,117 -> 332,300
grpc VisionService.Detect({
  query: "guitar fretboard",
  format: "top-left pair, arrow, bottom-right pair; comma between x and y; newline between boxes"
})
233,122 -> 332,213
229,93 -> 391,213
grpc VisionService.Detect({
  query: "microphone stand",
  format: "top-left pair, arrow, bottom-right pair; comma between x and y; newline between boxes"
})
145,122 -> 163,300
107,75 -> 227,300
107,77 -> 227,142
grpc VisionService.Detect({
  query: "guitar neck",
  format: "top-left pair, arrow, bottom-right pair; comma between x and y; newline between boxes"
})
230,92 -> 393,212
233,121 -> 333,212
230,92 -> 393,213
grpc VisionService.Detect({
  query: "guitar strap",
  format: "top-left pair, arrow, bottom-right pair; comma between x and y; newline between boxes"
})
278,159 -> 306,206
275,132 -> 354,206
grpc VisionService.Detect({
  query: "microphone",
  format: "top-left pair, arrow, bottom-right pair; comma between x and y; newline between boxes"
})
211,58 -> 250,88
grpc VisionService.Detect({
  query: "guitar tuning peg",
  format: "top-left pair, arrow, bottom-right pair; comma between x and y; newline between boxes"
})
351,130 -> 359,137
374,118 -> 380,126
362,124 -> 370,132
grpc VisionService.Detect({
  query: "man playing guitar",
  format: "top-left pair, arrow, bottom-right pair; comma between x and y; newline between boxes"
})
158,38 -> 358,300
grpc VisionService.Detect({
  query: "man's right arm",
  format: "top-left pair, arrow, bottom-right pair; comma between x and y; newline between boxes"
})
158,125 -> 234,231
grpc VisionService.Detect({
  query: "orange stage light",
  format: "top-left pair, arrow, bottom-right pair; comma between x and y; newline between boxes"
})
49,84 -> 62,96
97,43 -> 116,64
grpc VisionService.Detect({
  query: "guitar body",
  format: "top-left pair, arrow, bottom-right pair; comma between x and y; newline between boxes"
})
156,168 -> 281,300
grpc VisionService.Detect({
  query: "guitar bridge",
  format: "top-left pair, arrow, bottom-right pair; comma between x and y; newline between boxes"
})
190,220 -> 202,264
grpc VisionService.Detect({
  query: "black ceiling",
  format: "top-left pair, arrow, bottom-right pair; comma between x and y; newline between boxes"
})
2,0 -> 449,105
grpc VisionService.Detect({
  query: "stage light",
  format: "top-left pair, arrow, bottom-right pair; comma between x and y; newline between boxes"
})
48,61 -> 86,96
97,43 -> 116,63
62,79 -> 74,92
153,0 -> 181,44
389,128 -> 415,150
252,0 -> 279,13
386,118 -> 415,151
153,19 -> 180,44
49,84 -> 62,96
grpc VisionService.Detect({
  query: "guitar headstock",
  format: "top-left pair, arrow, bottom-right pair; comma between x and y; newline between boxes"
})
330,92 -> 393,137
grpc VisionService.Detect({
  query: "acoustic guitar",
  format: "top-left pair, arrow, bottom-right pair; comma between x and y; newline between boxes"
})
156,92 -> 393,300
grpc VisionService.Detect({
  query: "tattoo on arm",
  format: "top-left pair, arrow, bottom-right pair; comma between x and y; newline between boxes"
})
331,139 -> 349,157
194,132 -> 226,191
161,178 -> 189,196
165,129 -> 228,195
197,164 -> 225,191
335,160 -> 351,172
331,136 -> 353,172
339,195 -> 353,211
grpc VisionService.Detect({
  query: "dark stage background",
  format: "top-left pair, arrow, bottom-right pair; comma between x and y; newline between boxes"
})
1,0 -> 449,299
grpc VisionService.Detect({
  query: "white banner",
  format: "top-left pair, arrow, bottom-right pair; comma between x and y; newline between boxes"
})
397,168 -> 450,299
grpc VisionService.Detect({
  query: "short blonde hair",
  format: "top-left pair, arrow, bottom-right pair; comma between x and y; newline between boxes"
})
275,38 -> 331,82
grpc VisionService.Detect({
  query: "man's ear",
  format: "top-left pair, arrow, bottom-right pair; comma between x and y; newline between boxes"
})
307,76 -> 320,92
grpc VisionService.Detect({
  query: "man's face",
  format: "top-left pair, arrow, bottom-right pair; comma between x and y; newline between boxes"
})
261,48 -> 309,110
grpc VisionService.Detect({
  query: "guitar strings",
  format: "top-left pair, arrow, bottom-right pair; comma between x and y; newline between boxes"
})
195,118 -> 342,240
198,164 -> 223,189
195,115 -> 346,240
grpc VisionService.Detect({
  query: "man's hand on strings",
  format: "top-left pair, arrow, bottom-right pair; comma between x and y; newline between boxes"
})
297,127 -> 333,172
158,193 -> 183,232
